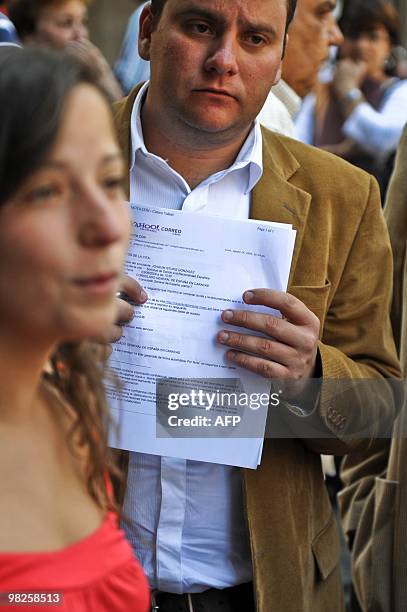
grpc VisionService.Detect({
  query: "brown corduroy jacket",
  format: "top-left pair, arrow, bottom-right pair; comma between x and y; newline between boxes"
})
340,126 -> 407,612
112,87 -> 401,612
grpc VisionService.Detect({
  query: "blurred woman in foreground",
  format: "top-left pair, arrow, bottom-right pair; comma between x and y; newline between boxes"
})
0,47 -> 148,611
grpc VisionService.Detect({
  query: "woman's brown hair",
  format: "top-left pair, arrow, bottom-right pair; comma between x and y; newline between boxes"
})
0,46 -> 122,512
340,0 -> 400,47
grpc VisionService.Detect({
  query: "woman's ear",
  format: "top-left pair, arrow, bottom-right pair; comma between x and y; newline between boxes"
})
138,4 -> 155,61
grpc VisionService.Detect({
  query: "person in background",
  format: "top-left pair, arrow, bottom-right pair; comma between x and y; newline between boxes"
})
297,0 -> 407,197
339,125 -> 407,612
260,0 -> 343,134
0,1 -> 19,44
0,46 -> 149,611
8,0 -> 123,100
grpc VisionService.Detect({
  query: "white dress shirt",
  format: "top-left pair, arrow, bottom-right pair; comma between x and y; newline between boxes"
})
258,89 -> 297,138
124,82 -> 264,594
271,79 -> 302,120
343,79 -> 407,156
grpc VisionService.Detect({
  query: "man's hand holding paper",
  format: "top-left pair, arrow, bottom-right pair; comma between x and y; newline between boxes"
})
217,288 -> 320,396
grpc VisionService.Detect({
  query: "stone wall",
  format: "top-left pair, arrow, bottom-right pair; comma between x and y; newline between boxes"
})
394,0 -> 407,47
88,0 -> 136,66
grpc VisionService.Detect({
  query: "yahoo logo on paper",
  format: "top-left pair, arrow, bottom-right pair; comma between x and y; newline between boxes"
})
134,222 -> 160,231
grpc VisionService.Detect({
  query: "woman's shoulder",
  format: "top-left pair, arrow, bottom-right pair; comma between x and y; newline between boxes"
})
0,512 -> 150,611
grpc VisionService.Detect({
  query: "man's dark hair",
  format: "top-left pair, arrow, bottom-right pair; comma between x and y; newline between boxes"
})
150,0 -> 298,29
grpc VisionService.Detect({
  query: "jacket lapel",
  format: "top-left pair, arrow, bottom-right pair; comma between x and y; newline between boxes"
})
251,129 -> 312,285
113,85 -> 143,200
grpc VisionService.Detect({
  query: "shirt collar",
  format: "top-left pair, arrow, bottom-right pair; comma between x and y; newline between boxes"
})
130,81 -> 263,195
130,80 -> 151,164
272,79 -> 302,119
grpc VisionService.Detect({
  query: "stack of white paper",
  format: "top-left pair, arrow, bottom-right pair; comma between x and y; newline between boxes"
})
108,204 -> 296,469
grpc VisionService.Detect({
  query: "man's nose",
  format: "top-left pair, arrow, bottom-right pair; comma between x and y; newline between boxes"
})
77,189 -> 127,249
204,36 -> 239,76
328,18 -> 344,47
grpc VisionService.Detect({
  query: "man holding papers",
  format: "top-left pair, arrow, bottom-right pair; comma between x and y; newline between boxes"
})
111,0 -> 401,610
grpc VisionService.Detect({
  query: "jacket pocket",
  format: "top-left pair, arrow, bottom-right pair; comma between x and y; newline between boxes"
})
289,281 -> 332,333
312,510 -> 341,581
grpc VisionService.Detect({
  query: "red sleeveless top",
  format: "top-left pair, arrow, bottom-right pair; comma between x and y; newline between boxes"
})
0,512 -> 150,611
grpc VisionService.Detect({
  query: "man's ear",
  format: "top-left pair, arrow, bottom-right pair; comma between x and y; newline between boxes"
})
281,33 -> 289,59
272,62 -> 283,86
138,4 -> 155,61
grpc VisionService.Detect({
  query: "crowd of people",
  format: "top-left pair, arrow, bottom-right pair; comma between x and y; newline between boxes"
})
0,0 -> 407,611
297,0 -> 407,196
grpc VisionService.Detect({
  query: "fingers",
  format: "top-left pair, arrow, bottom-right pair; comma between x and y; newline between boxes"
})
242,289 -> 319,328
226,350 -> 288,379
66,40 -> 87,55
95,275 -> 148,346
220,289 -> 320,351
116,296 -> 135,326
114,274 -> 147,328
218,330 -> 295,366
221,307 -> 299,347
218,289 -> 320,385
94,323 -> 123,345
120,274 -> 148,305
67,39 -> 91,52
94,297 -> 131,345
91,276 -> 147,348
218,327 -> 317,378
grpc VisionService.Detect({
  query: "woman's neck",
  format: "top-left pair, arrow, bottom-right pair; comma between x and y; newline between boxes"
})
0,327 -> 52,423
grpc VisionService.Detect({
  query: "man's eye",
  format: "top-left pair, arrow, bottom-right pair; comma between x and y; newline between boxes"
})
246,34 -> 266,46
190,22 -> 211,35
